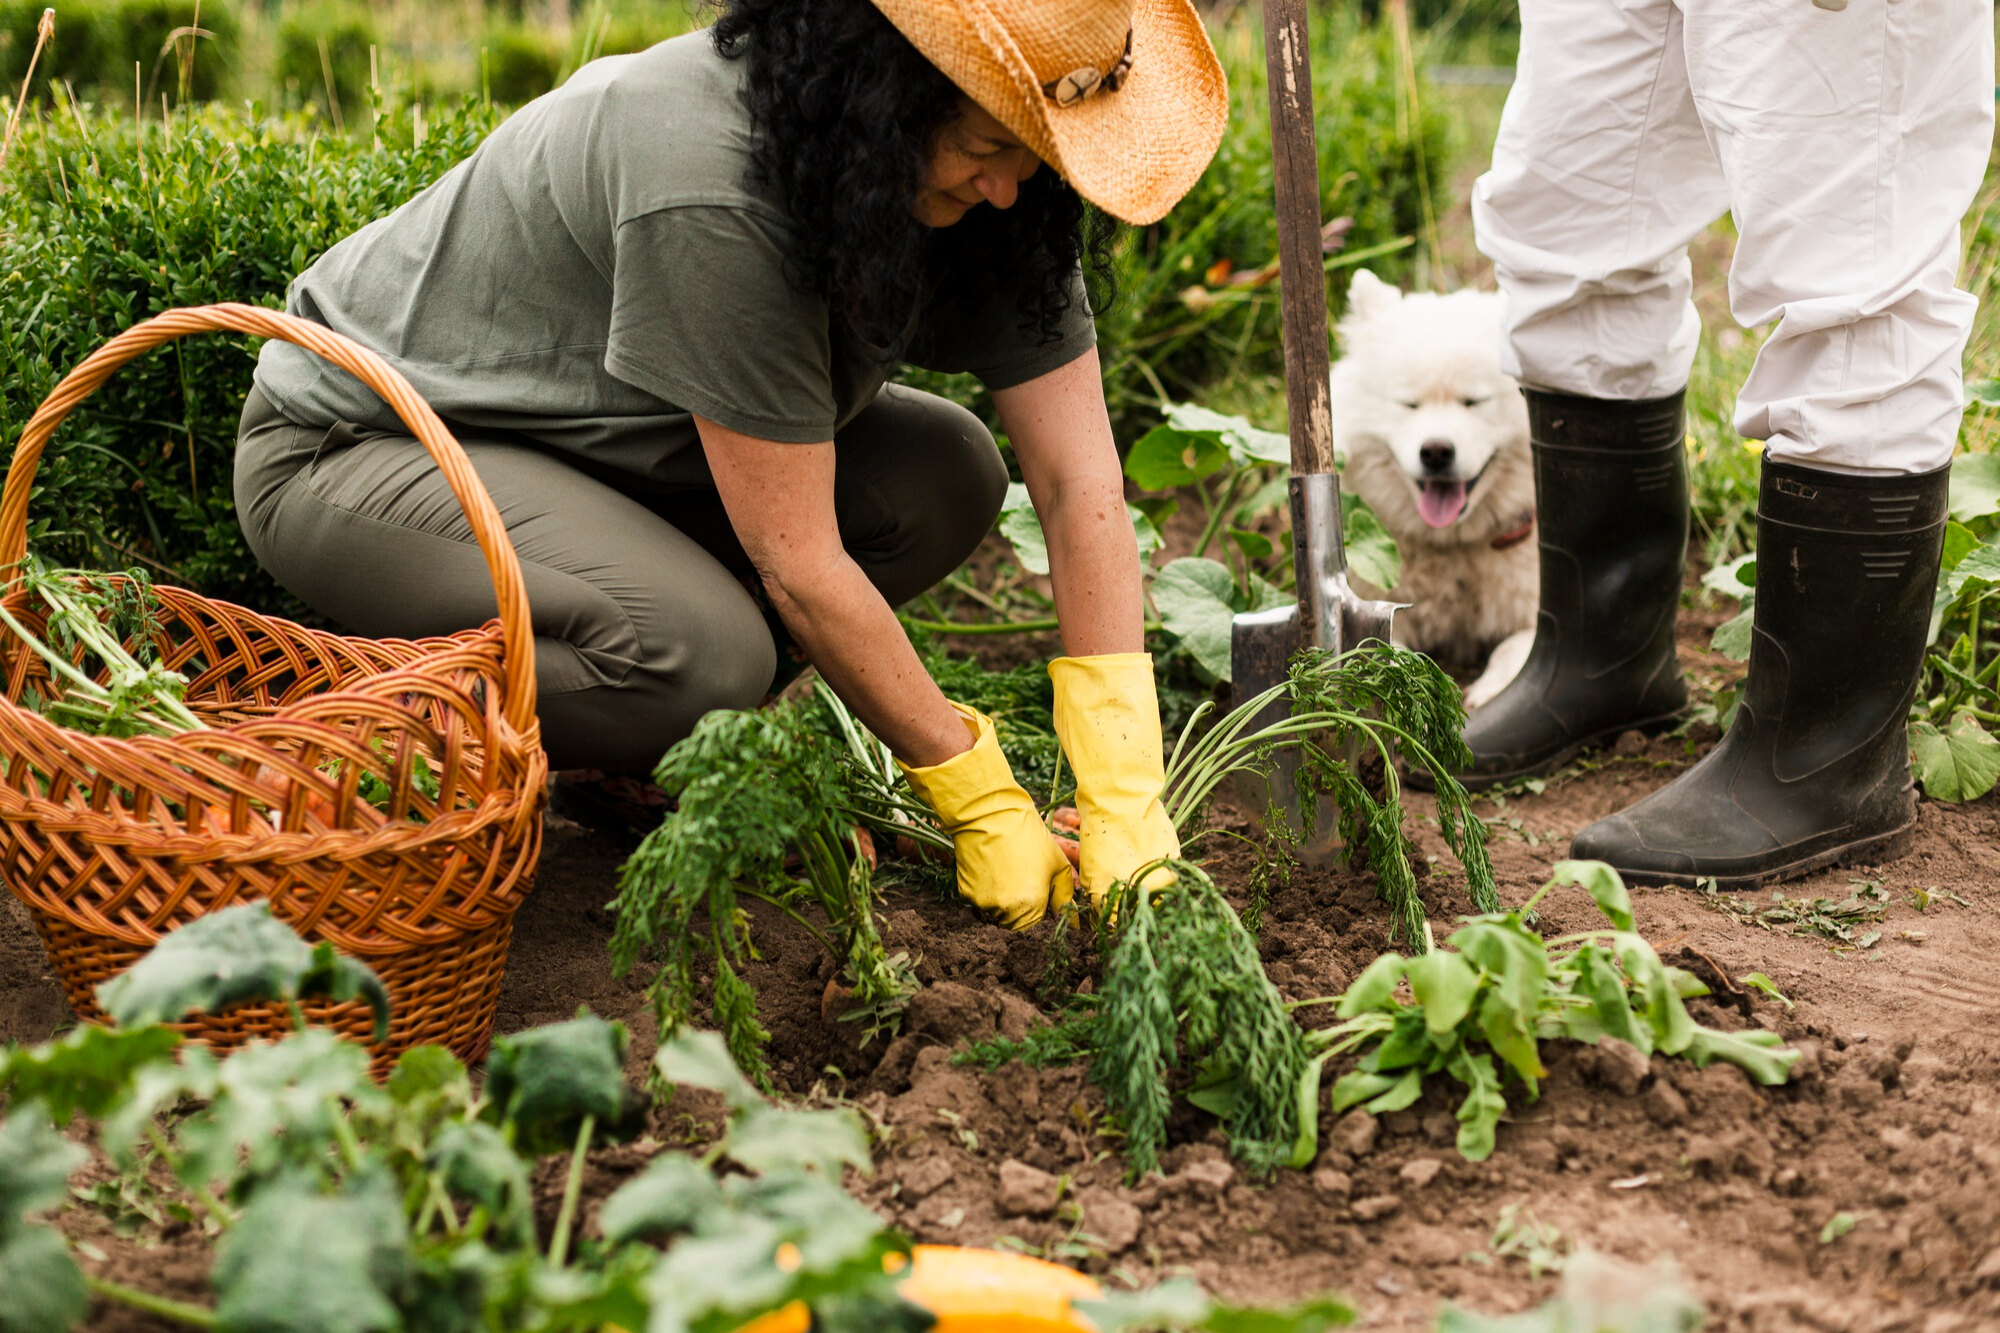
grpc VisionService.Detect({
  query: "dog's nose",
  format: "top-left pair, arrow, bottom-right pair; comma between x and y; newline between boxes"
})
1419,440 -> 1456,472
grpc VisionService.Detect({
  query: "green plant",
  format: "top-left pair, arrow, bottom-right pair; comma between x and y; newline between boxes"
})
609,699 -> 918,1089
983,402 -> 1403,686
0,904 -> 938,1333
0,557 -> 204,736
1136,405 -> 1399,683
1697,876 -> 1890,951
1301,861 -> 1799,1164
1088,858 -> 1309,1177
1077,1279 -> 1354,1333
274,1 -> 377,128
1909,448 -> 2000,798
1164,645 -> 1496,944
480,24 -> 562,105
1439,1250 -> 1702,1333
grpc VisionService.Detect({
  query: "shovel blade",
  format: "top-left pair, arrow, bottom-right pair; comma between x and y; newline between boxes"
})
1228,604 -> 1342,865
1227,592 -> 1402,868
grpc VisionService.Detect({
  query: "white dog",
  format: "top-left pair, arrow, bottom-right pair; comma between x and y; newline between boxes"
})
1331,271 -> 1537,711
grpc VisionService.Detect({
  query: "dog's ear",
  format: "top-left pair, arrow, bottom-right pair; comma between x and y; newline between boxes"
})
1344,269 -> 1401,321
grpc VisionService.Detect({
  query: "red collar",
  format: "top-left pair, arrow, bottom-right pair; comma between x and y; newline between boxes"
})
1490,516 -> 1536,550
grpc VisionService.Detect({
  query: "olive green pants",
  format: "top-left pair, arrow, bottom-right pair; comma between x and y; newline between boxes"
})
234,385 -> 1007,770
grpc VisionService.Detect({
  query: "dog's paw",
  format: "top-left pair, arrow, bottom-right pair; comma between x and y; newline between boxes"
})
1463,629 -> 1535,711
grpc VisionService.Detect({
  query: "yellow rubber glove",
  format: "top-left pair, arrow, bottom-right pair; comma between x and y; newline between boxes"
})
1049,652 -> 1182,906
898,702 -> 1075,930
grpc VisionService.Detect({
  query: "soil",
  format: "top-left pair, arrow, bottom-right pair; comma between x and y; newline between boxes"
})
6,591 -> 1999,1333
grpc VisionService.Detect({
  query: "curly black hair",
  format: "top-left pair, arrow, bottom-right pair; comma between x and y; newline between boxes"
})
711,0 -> 1118,350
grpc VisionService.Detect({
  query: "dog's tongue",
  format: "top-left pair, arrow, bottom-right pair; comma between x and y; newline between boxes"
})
1418,479 -> 1467,528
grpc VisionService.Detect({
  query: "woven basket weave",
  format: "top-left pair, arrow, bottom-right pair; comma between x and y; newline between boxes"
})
0,304 -> 547,1072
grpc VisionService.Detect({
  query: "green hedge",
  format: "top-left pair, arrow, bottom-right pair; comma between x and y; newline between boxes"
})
0,0 -> 241,105
0,101 -> 500,611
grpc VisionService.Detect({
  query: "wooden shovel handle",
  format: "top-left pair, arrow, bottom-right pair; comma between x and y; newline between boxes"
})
1262,0 -> 1337,478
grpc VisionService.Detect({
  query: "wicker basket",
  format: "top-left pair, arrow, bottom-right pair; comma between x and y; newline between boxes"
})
0,304 -> 547,1072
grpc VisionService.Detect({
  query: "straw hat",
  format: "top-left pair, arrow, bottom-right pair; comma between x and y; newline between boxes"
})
869,0 -> 1228,226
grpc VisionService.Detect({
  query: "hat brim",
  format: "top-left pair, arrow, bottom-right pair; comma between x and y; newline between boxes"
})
871,0 -> 1228,226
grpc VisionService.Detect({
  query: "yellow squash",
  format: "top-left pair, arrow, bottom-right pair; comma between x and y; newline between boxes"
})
731,1245 -> 1103,1333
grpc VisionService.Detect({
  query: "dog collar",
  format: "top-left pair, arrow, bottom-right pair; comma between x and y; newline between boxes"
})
1490,517 -> 1536,551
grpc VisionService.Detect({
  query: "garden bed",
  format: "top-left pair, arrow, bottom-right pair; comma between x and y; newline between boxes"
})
5,611 -> 1997,1331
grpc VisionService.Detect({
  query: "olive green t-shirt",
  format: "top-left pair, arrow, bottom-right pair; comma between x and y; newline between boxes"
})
253,30 -> 1095,487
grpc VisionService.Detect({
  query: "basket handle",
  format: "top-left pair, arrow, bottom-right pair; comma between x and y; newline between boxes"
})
0,303 -> 538,734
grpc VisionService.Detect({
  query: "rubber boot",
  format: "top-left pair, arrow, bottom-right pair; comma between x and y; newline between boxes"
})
1427,389 -> 1690,791
1571,458 -> 1949,888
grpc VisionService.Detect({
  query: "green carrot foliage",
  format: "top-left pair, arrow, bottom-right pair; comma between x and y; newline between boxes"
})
1164,644 -> 1496,947
609,701 -> 915,1089
1089,860 -> 1309,1178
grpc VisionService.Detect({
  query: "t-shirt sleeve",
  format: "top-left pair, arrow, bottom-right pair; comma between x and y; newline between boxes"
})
604,206 -> 839,443
904,264 -> 1097,391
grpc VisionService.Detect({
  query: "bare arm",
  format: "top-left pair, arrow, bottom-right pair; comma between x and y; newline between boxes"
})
994,346 -> 1144,657
694,416 -> 970,767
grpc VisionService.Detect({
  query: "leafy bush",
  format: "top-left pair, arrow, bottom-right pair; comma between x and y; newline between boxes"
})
0,0 -> 239,105
0,99 -> 497,611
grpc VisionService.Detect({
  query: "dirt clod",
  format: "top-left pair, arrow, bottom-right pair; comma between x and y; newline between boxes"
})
896,1156 -> 954,1202
1313,1166 -> 1353,1197
1399,1158 -> 1444,1189
1178,1157 -> 1236,1193
906,981 -> 999,1045
1588,1036 -> 1651,1095
1331,1109 -> 1379,1158
1352,1194 -> 1403,1223
1075,1188 -> 1142,1253
996,1158 -> 1060,1216
1642,1078 -> 1689,1127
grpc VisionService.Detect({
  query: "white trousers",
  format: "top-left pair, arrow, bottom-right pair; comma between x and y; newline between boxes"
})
1473,0 -> 1995,475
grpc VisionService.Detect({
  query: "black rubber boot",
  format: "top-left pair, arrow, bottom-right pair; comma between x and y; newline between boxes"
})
1427,389 -> 1690,791
1570,458 -> 1950,888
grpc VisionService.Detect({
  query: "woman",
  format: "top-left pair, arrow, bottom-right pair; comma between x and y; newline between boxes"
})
234,0 -> 1227,928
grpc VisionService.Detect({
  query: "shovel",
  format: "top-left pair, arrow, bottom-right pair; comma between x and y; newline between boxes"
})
1229,0 -> 1401,863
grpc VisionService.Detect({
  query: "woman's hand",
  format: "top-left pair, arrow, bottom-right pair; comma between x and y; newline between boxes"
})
1050,652 -> 1180,904
897,703 -> 1076,929
695,414 -> 1073,927
997,351 -> 1179,902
